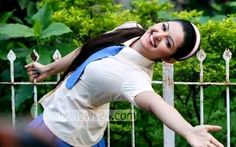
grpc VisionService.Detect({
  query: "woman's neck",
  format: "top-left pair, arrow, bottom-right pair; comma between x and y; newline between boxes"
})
130,37 -> 149,59
122,36 -> 140,48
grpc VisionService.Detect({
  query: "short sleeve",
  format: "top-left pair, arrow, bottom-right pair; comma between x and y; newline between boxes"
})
120,75 -> 154,107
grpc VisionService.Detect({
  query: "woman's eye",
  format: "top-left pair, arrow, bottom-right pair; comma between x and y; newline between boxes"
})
162,23 -> 167,31
166,39 -> 171,48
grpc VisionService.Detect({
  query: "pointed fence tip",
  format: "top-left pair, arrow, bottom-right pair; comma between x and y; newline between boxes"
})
31,49 -> 39,61
7,50 -> 16,61
223,49 -> 232,61
196,49 -> 206,62
53,49 -> 61,60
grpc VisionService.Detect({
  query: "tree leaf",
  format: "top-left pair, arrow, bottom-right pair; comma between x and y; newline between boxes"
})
0,34 -> 10,40
0,11 -> 13,23
0,23 -> 10,40
32,4 -> 53,30
0,23 -> 34,38
38,47 -> 53,64
33,20 -> 42,38
41,22 -> 72,39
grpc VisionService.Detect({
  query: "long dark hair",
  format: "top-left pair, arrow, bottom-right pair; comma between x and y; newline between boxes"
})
57,27 -> 145,85
171,19 -> 198,61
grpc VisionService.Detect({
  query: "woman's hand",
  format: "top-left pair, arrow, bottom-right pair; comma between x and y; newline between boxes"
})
185,125 -> 224,147
25,62 -> 50,82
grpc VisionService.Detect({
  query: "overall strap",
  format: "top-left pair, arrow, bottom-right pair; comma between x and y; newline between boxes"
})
66,45 -> 124,89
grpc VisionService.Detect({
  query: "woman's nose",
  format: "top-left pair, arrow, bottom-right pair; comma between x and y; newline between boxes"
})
153,32 -> 169,41
151,32 -> 169,47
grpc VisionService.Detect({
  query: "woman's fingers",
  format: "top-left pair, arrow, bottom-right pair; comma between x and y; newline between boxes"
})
192,125 -> 224,147
204,125 -> 222,132
25,64 -> 36,74
209,135 -> 224,147
25,63 -> 40,82
203,126 -> 224,147
24,63 -> 32,68
28,70 -> 39,75
24,63 -> 35,69
27,70 -> 39,77
207,142 -> 216,147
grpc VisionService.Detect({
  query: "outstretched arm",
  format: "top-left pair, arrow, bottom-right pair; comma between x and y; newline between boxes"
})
134,91 -> 224,147
25,48 -> 80,82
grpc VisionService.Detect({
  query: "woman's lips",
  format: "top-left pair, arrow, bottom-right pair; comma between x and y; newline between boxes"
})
150,33 -> 156,47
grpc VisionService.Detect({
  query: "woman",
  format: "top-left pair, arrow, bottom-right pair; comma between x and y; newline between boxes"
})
25,20 -> 224,147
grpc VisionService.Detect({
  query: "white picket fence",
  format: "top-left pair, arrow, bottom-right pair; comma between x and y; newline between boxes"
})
0,49 -> 234,147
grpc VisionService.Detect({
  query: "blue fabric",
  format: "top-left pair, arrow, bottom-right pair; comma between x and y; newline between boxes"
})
28,114 -> 107,147
66,45 -> 124,89
27,114 -> 71,147
92,137 -> 106,147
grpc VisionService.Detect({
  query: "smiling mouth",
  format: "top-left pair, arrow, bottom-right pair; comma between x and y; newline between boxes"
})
149,33 -> 156,48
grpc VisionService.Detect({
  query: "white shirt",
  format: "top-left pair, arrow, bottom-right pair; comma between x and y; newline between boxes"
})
39,23 -> 155,147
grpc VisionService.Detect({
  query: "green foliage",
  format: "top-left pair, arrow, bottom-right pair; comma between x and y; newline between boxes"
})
40,22 -> 72,38
0,11 -> 14,23
41,0 -> 139,45
0,4 -> 72,42
32,4 -> 53,30
0,2 -> 74,118
17,0 -> 39,23
131,0 -> 173,27
173,10 -> 203,21
0,23 -> 34,38
15,85 -> 34,110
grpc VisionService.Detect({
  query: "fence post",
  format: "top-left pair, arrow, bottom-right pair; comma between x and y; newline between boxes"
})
131,104 -> 135,147
223,49 -> 232,147
197,49 -> 206,125
31,49 -> 39,118
163,62 -> 175,147
53,49 -> 62,81
7,50 -> 16,127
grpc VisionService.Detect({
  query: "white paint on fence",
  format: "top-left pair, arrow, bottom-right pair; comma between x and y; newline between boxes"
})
163,62 -> 175,147
197,49 -> 206,125
223,49 -> 232,147
131,104 -> 135,147
53,49 -> 62,81
32,49 -> 39,118
7,50 -> 16,127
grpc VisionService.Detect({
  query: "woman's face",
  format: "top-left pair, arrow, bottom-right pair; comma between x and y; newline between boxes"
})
133,21 -> 185,61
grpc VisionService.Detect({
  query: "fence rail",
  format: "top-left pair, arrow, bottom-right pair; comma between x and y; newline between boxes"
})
0,49 -> 234,147
1,81 -> 236,86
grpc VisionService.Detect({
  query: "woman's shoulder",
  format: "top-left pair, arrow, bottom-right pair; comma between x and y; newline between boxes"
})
106,21 -> 143,33
115,21 -> 143,30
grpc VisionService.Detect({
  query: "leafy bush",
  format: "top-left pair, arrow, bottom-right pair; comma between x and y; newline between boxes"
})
41,0 -> 140,46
